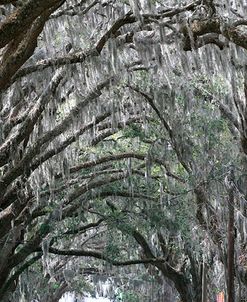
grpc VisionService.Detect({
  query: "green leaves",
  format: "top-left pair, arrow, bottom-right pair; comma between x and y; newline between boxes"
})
103,239 -> 121,261
39,223 -> 50,235
122,124 -> 145,140
116,289 -> 140,302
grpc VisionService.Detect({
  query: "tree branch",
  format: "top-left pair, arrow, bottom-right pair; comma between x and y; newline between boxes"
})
43,246 -> 166,266
0,0 -> 65,49
0,68 -> 64,169
0,3 -> 61,91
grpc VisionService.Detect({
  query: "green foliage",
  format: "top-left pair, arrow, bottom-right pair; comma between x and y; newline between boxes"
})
115,289 -> 140,302
51,282 -> 60,290
146,205 -> 166,229
39,223 -> 50,235
103,240 -> 121,261
122,124 -> 145,140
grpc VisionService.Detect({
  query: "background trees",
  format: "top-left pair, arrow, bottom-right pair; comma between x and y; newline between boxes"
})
0,0 -> 247,301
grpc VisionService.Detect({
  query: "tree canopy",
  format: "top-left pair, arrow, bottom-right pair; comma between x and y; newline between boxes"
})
0,0 -> 247,301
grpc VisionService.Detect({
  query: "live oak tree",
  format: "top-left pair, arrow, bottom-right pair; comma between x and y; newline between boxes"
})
1,1 -> 247,302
